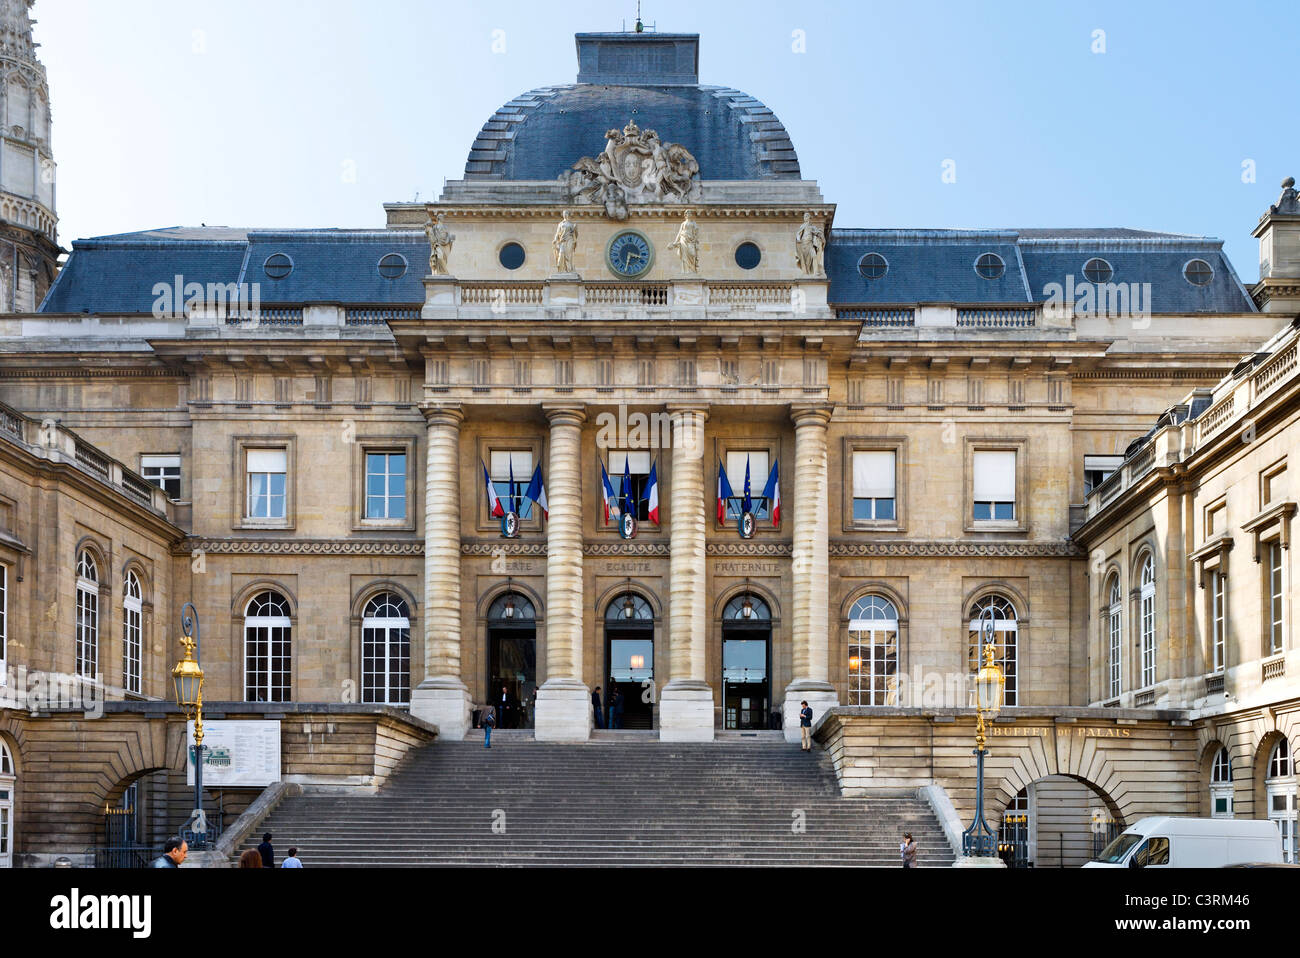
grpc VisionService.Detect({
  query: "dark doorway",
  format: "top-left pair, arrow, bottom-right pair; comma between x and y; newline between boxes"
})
487,591 -> 537,729
721,592 -> 771,730
604,591 -> 654,729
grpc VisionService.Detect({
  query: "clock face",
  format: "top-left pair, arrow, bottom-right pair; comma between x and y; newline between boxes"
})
606,231 -> 653,278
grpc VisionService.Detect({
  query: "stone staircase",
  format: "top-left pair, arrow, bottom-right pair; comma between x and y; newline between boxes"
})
242,736 -> 954,867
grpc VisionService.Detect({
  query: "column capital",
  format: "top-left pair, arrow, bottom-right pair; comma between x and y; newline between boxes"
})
790,402 -> 833,428
665,403 -> 709,424
419,402 -> 464,426
542,402 -> 587,426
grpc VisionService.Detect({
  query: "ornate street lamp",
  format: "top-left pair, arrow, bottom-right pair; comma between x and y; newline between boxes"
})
171,602 -> 208,848
961,605 -> 1005,859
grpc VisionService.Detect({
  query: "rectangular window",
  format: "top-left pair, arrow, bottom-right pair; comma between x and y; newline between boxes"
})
140,455 -> 181,499
0,565 -> 6,682
1269,541 -> 1284,657
76,579 -> 98,679
607,450 -> 652,522
973,450 -> 1016,521
1108,605 -> 1122,699
490,450 -> 534,518
123,600 -> 141,696
1084,455 -> 1124,496
365,452 -> 407,520
246,449 -> 287,519
852,450 -> 896,521
724,450 -> 770,520
1141,589 -> 1156,689
1211,570 -> 1226,673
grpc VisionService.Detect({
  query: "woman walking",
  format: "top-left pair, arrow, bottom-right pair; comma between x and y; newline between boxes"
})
901,832 -> 918,868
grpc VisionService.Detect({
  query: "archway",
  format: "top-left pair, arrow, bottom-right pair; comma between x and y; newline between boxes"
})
993,774 -> 1126,868
0,738 -> 14,868
486,591 -> 537,730
721,592 -> 772,730
603,590 -> 655,729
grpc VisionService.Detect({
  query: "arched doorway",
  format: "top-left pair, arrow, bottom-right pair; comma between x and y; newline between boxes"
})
0,739 -> 13,868
722,592 -> 771,730
604,591 -> 654,729
1266,737 -> 1296,863
487,591 -> 536,730
996,775 -> 1124,868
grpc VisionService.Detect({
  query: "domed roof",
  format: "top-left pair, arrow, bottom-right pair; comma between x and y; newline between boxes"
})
464,33 -> 800,182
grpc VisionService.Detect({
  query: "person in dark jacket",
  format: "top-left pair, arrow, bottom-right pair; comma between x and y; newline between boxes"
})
610,688 -> 625,729
257,833 -> 274,868
150,838 -> 187,868
592,686 -> 605,729
483,704 -> 496,748
799,700 -> 814,751
901,832 -> 918,868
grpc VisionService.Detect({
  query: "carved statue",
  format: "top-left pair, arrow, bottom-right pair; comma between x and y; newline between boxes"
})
795,212 -> 826,277
1270,176 -> 1300,215
563,119 -> 701,220
552,209 -> 578,274
424,213 -> 454,275
668,209 -> 700,274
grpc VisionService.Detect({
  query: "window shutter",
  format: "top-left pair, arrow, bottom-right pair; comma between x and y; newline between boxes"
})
247,449 -> 286,474
609,451 -> 651,474
726,451 -> 769,485
853,451 -> 895,499
490,450 -> 532,480
974,450 -> 1016,501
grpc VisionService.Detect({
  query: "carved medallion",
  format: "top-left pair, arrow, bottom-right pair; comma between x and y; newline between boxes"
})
564,119 -> 701,220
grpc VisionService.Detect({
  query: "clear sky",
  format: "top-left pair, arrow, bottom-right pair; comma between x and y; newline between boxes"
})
35,0 -> 1300,279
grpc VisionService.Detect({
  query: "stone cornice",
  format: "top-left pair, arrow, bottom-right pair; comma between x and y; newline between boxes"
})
829,539 -> 1083,558
706,541 -> 793,556
181,538 -> 424,557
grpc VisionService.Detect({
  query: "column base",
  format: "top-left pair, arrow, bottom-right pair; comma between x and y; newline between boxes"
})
951,856 -> 1007,869
781,685 -> 838,745
534,681 -> 591,742
658,684 -> 715,742
410,680 -> 472,741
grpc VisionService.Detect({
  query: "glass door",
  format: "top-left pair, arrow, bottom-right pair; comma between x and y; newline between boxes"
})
722,634 -> 769,730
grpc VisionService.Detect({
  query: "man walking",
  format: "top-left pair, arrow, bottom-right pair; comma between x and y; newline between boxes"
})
592,685 -> 604,729
150,838 -> 187,868
257,832 -> 274,868
483,704 -> 496,748
799,700 -> 813,751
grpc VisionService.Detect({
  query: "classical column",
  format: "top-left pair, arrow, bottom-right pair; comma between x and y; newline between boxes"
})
534,403 -> 590,741
410,404 -> 471,739
660,405 -> 714,742
783,403 -> 838,742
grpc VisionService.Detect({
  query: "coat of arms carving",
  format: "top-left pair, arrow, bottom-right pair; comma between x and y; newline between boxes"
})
563,120 -> 701,220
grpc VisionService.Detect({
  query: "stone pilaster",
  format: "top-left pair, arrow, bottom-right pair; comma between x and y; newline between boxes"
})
783,403 -> 838,742
660,405 -> 714,741
410,404 -> 471,740
535,403 -> 590,741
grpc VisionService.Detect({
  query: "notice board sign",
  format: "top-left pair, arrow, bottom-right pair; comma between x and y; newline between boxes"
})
186,719 -> 281,787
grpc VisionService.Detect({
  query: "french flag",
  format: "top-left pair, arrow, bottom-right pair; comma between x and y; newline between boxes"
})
524,465 -> 548,519
645,460 -> 659,524
482,460 -> 504,518
716,460 -> 734,522
600,461 -> 621,522
761,459 -> 780,526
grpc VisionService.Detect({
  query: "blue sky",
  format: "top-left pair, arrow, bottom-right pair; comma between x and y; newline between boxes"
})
37,0 -> 1299,279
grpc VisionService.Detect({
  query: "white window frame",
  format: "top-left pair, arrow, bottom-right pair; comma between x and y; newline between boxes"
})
364,451 -> 407,520
243,592 -> 292,703
847,595 -> 899,706
1266,740 -> 1297,864
972,449 -> 1017,523
490,449 -> 534,518
1268,540 -> 1284,657
1139,555 -> 1156,689
0,564 -> 7,684
1210,746 -> 1233,819
122,571 -> 142,695
1210,570 -> 1226,673
75,550 -> 98,680
723,449 -> 772,521
245,448 -> 287,520
606,450 -> 655,525
140,454 -> 181,500
1107,575 -> 1123,699
361,593 -> 411,705
0,739 -> 12,869
851,450 -> 897,522
968,595 -> 1018,707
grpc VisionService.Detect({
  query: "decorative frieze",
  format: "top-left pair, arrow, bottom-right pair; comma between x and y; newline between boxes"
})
829,540 -> 1083,557
183,538 -> 423,556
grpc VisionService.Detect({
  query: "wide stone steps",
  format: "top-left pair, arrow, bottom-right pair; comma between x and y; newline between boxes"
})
245,740 -> 954,867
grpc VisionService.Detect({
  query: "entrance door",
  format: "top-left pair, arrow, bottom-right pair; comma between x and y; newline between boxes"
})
604,592 -> 654,729
487,592 -> 537,729
721,593 -> 771,731
0,740 -> 13,868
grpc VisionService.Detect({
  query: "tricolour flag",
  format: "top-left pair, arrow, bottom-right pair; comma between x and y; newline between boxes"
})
645,460 -> 660,524
623,453 -> 633,518
524,465 -> 548,519
600,461 -> 621,522
761,459 -> 780,526
482,459 -> 504,518
716,460 -> 734,522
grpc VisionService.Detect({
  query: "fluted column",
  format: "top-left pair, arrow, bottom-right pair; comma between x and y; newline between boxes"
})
660,405 -> 714,741
410,403 -> 471,739
783,403 -> 838,742
534,403 -> 590,741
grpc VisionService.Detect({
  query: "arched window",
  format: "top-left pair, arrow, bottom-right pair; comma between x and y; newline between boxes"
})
605,592 -> 653,622
361,593 -> 410,705
1106,574 -> 1123,699
0,738 -> 12,868
487,592 -> 535,622
968,595 -> 1018,707
1209,746 -> 1233,819
723,593 -> 770,621
1139,555 -> 1156,688
123,571 -> 142,695
847,595 -> 899,706
1266,739 -> 1297,863
75,550 -> 99,679
243,591 -> 291,702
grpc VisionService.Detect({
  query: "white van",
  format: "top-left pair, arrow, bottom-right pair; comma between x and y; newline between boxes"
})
1084,817 -> 1283,868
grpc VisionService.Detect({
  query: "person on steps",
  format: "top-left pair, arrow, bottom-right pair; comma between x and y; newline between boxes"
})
611,688 -> 625,729
901,832 -> 918,868
483,704 -> 496,748
592,686 -> 604,729
799,700 -> 813,751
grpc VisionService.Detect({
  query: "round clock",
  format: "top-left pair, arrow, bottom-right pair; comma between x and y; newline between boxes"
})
606,230 -> 654,278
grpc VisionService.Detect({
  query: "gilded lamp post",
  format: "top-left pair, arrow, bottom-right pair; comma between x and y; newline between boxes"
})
961,605 -> 1006,859
171,602 -> 208,848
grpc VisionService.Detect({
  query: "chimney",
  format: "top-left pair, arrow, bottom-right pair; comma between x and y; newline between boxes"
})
1251,176 -> 1300,312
